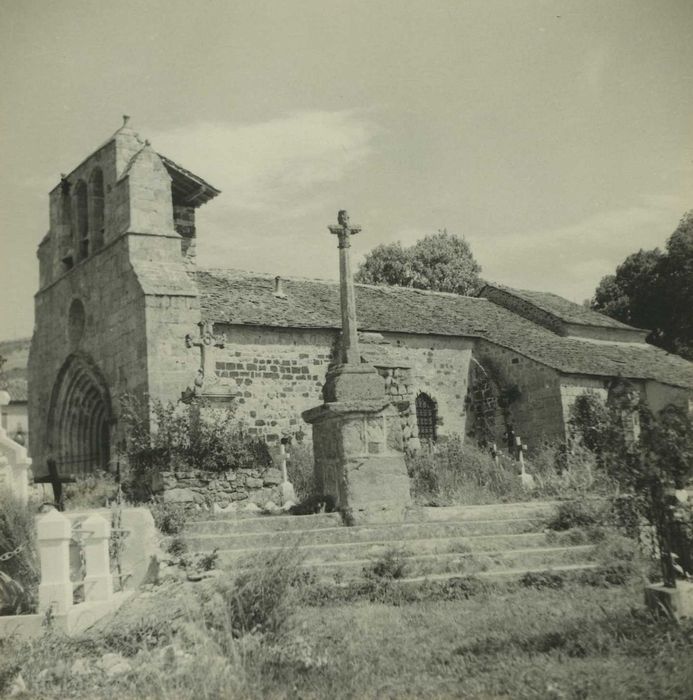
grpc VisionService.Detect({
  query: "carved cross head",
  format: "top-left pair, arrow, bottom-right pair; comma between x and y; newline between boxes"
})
328,210 -> 362,248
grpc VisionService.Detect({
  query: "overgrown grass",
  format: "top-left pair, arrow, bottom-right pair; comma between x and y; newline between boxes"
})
284,441 -> 317,501
407,436 -> 618,506
62,473 -> 120,510
0,490 -> 39,613
1,543 -> 691,699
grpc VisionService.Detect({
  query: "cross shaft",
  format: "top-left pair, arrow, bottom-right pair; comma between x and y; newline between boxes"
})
328,210 -> 362,364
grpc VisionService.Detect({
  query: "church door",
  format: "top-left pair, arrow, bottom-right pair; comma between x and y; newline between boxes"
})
47,353 -> 113,476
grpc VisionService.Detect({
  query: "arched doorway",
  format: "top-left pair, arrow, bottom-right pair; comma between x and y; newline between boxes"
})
47,353 -> 113,476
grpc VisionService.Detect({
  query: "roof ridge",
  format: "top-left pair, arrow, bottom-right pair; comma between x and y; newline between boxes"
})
193,267 -> 485,300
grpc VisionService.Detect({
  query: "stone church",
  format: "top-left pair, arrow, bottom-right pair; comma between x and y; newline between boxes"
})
28,120 -> 693,479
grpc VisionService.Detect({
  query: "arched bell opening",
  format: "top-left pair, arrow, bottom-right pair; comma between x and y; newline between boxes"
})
47,353 -> 113,477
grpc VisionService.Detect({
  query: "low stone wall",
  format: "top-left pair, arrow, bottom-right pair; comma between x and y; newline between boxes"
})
160,467 -> 284,507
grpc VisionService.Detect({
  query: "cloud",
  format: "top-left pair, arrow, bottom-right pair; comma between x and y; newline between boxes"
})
474,194 -> 688,302
149,111 -> 377,215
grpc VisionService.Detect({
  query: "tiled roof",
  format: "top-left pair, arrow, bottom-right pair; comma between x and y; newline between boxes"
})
192,269 -> 693,390
481,283 -> 639,330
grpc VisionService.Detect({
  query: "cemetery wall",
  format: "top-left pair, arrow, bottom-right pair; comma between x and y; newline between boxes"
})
159,465 -> 284,507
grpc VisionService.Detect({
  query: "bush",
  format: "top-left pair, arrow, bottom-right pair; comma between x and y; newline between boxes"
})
204,547 -> 304,639
407,436 -> 524,505
364,549 -> 409,580
119,395 -> 272,497
62,473 -> 120,510
0,491 -> 39,614
546,499 -> 611,531
519,570 -> 565,590
149,501 -> 187,536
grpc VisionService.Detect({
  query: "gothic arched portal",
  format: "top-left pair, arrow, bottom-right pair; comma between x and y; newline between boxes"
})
47,353 -> 113,476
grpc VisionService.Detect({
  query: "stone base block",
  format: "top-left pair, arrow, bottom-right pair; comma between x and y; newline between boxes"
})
323,364 -> 385,403
645,581 -> 693,618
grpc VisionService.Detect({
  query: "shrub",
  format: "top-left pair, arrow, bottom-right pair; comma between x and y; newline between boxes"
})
546,499 -> 610,531
364,549 -> 409,580
406,436 -> 523,505
149,501 -> 187,536
62,473 -> 120,510
519,570 -> 565,590
167,536 -> 188,557
100,615 -> 175,656
0,490 -> 39,614
204,547 -> 304,639
119,395 -> 272,497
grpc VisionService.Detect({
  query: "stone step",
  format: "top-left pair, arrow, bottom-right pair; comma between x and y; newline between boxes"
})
386,562 -> 601,586
417,501 -> 561,522
187,511 -> 343,534
201,532 -> 555,564
229,544 -> 595,582
186,500 -> 557,536
184,517 -> 543,547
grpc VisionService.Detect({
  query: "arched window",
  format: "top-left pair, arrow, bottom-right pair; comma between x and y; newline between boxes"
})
89,168 -> 105,251
74,180 -> 89,261
415,392 -> 438,442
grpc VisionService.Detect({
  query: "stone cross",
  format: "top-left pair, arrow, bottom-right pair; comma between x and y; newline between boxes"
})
185,321 -> 226,392
328,210 -> 362,364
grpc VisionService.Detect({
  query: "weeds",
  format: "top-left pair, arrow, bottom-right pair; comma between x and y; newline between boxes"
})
364,548 -> 409,580
149,501 -> 187,536
202,547 -> 305,639
0,490 -> 39,613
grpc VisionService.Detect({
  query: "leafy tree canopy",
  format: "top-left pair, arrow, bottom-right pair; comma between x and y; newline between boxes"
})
355,230 -> 482,296
591,211 -> 693,359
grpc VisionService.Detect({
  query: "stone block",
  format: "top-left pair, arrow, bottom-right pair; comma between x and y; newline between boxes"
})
245,477 -> 264,489
645,582 -> 693,619
163,487 -> 195,503
262,468 -> 282,486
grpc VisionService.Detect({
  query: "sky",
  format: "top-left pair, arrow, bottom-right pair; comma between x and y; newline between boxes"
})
0,0 -> 692,340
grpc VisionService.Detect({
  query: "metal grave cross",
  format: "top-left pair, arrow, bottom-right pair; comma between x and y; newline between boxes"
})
34,459 -> 76,511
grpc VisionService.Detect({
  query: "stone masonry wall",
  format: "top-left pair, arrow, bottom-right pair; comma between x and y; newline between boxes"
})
208,326 -> 474,445
29,237 -> 149,474
474,340 -> 565,449
161,466 -> 284,507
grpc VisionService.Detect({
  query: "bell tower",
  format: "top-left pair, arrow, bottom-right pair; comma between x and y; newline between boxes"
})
29,118 -> 220,478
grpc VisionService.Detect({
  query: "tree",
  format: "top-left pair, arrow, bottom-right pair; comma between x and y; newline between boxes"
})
591,211 -> 693,360
355,230 -> 482,296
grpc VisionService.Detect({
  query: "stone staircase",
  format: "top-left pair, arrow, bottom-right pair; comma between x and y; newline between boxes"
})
181,501 -> 600,584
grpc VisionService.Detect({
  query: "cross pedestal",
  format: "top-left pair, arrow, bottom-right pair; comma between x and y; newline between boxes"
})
302,211 -> 411,524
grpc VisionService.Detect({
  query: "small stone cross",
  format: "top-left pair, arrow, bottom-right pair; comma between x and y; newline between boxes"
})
328,210 -> 362,364
185,321 -> 226,395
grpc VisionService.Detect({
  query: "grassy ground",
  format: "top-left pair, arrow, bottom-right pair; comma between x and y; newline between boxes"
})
2,575 -> 692,700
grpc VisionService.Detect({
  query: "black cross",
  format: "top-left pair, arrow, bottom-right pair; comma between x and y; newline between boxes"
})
34,459 -> 76,511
